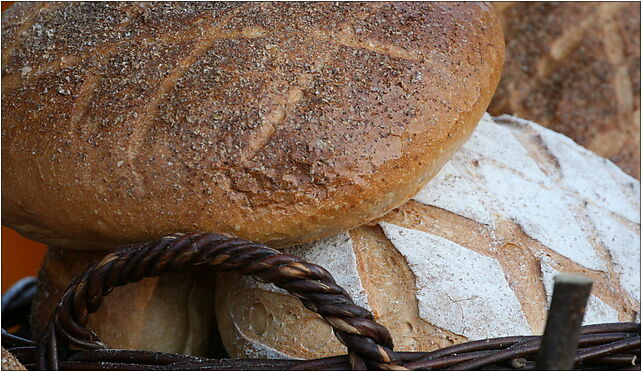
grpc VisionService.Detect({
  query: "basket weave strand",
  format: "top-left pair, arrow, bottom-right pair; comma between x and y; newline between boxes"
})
1,279 -> 640,369
37,233 -> 398,370
1,236 -> 638,370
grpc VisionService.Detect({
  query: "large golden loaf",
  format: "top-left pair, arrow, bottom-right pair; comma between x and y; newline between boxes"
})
2,2 -> 504,249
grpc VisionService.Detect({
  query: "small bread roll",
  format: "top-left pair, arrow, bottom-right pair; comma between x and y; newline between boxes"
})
30,247 -> 218,356
2,2 -> 503,250
216,114 -> 640,359
489,2 -> 640,179
2,348 -> 26,371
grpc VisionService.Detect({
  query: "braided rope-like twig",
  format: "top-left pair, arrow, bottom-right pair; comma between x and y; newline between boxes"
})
5,328 -> 640,370
1,271 -> 640,370
37,233 -> 398,370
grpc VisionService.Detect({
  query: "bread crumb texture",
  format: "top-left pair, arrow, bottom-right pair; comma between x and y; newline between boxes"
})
2,348 -> 26,371
216,114 -> 640,359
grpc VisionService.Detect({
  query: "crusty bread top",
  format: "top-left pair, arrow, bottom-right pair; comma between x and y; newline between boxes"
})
2,2 -> 503,249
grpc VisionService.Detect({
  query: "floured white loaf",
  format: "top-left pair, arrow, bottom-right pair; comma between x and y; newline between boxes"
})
215,113 -> 641,359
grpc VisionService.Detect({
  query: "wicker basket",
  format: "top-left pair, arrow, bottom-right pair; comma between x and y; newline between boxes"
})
2,233 -> 640,370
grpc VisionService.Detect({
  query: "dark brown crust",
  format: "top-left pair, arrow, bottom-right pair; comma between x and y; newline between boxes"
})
2,2 -> 504,249
489,2 -> 640,179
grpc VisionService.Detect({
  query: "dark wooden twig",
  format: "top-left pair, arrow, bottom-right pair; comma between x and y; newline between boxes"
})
2,328 -> 35,347
1,276 -> 37,312
585,354 -> 638,366
575,337 -> 641,363
1,276 -> 37,340
536,273 -> 593,370
2,241 -> 639,371
404,349 -> 499,369
581,323 -> 640,335
403,336 -> 539,369
444,340 -> 541,370
67,349 -> 209,365
4,328 -> 640,370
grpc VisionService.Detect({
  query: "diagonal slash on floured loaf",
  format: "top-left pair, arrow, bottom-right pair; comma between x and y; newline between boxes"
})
216,113 -> 640,359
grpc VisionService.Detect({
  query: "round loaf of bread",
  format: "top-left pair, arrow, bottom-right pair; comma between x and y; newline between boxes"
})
1,2 -> 503,250
489,2 -> 640,179
216,114 -> 640,359
30,247 -> 219,356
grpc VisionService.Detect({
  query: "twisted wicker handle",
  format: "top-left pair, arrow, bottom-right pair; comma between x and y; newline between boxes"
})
38,233 -> 400,370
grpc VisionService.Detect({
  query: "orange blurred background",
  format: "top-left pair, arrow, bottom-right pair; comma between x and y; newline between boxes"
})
1,0 -> 47,293
2,228 -> 46,293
